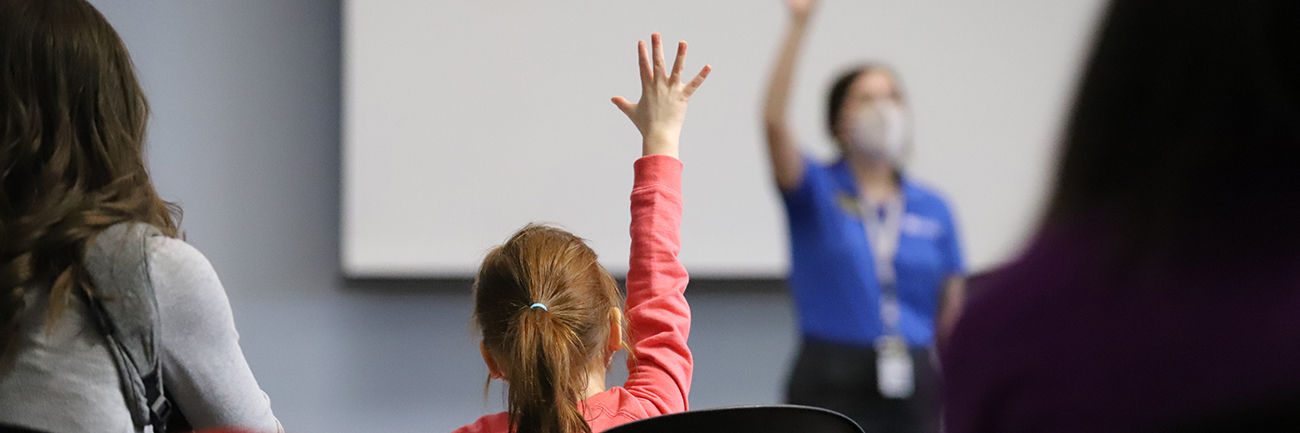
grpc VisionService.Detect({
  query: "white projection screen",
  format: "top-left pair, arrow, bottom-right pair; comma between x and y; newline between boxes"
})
343,0 -> 1107,279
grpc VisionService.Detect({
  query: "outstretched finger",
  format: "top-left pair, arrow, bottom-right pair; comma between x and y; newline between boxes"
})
682,65 -> 712,98
670,41 -> 687,84
637,40 -> 652,86
611,96 -> 636,117
651,32 -> 665,82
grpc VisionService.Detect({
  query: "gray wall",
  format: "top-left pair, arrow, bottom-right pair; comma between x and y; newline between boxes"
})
88,1 -> 798,432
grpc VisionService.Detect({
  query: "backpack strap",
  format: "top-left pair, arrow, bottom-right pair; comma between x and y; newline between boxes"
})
82,222 -> 172,433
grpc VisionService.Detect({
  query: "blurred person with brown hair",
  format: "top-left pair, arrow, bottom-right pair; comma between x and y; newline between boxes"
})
942,0 -> 1300,432
0,0 -> 280,431
762,0 -> 967,431
452,32 -> 710,433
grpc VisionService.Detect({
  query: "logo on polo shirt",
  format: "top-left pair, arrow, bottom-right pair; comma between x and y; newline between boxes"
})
901,214 -> 944,239
835,191 -> 943,238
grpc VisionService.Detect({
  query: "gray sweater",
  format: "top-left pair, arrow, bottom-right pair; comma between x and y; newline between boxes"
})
0,237 -> 283,433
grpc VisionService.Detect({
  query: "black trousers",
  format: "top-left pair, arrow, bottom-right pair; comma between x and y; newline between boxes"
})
785,338 -> 940,433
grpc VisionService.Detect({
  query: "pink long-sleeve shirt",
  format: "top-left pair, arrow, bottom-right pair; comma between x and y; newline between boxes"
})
453,155 -> 692,433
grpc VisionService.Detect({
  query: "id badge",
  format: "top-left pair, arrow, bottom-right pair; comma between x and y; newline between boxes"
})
875,335 -> 915,399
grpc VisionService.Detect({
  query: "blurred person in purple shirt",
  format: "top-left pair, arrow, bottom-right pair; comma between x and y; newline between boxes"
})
941,0 -> 1300,432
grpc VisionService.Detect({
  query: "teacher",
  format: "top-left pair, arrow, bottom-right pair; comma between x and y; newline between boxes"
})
761,0 -> 967,432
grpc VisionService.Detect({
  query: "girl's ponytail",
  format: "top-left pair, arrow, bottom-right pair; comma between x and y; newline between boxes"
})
506,307 -> 590,433
474,224 -> 626,433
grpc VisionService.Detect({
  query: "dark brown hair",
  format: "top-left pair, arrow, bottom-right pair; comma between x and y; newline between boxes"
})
0,0 -> 180,361
827,63 -> 906,148
472,225 -> 628,433
1044,0 -> 1300,263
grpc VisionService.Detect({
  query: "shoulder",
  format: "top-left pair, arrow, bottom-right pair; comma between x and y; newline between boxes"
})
783,155 -> 847,199
582,387 -> 655,430
799,154 -> 854,180
948,221 -> 1111,358
817,155 -> 849,176
144,236 -> 233,316
587,387 -> 650,417
900,178 -> 961,242
902,178 -> 954,214
943,221 -> 1117,424
452,412 -> 510,433
146,236 -> 216,276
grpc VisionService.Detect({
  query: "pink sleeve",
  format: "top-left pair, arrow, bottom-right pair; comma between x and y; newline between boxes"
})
621,155 -> 692,416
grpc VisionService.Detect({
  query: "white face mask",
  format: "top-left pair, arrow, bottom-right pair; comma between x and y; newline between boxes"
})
849,99 -> 911,165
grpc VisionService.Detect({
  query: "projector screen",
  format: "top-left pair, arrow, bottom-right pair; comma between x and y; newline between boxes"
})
343,0 -> 1106,278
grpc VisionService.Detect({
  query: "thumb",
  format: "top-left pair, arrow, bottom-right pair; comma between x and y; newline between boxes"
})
611,96 -> 636,117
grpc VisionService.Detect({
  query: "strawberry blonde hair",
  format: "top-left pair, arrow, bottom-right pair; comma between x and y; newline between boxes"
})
472,224 -> 630,433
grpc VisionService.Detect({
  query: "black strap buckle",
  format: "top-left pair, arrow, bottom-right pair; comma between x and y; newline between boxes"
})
150,396 -> 172,433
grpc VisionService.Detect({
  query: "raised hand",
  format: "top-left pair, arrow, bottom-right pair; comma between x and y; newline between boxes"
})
612,33 -> 712,158
786,0 -> 818,19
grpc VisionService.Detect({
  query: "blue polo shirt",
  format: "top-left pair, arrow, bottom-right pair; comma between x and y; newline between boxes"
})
783,156 -> 965,348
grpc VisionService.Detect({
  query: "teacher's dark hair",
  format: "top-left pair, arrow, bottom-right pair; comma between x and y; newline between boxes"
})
0,0 -> 180,364
1044,0 -> 1300,263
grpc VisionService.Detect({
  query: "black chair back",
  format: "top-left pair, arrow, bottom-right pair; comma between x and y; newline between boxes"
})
603,404 -> 863,433
1157,391 -> 1300,433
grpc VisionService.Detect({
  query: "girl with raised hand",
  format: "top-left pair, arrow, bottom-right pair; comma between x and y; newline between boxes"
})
453,33 -> 710,433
